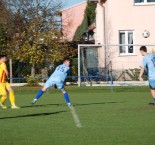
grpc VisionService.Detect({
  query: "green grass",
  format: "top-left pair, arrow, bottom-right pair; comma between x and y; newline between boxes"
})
0,86 -> 155,145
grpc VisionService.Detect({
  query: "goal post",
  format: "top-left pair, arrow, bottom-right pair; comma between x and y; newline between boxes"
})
78,44 -> 155,87
78,44 -> 107,87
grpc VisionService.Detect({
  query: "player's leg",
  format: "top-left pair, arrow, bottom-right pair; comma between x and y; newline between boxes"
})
6,83 -> 20,109
57,82 -> 72,107
0,83 -> 8,109
0,95 -> 7,109
1,95 -> 7,104
61,89 -> 72,107
31,80 -> 51,104
149,80 -> 155,104
150,89 -> 155,103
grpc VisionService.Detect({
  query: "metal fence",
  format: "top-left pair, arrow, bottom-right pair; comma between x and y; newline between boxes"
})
7,44 -> 155,87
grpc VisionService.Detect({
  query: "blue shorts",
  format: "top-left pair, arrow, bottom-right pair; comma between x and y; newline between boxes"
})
44,77 -> 64,90
149,80 -> 155,89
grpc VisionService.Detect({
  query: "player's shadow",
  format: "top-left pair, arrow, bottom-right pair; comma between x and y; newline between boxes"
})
0,110 -> 67,120
21,103 -> 64,108
74,101 -> 126,106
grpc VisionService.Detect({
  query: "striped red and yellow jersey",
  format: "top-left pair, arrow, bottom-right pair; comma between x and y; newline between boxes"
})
0,61 -> 7,83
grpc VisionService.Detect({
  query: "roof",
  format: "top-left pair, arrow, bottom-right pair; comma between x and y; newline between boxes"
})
100,0 -> 107,4
62,1 -> 87,11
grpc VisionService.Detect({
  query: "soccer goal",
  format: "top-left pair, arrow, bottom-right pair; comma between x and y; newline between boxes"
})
78,44 -> 155,87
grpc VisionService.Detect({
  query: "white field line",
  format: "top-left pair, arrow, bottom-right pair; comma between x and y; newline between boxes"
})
70,106 -> 82,128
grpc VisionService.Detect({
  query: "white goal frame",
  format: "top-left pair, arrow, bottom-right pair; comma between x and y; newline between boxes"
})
78,44 -> 155,87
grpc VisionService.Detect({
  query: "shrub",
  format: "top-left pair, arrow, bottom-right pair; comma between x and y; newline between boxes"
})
26,75 -> 41,86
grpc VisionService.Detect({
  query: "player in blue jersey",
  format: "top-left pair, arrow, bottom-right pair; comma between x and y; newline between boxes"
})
139,46 -> 155,105
31,58 -> 72,107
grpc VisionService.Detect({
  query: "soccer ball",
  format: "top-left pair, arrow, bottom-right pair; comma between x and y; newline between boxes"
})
142,30 -> 150,38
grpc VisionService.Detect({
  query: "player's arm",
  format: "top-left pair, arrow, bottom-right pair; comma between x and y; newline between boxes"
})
67,68 -> 70,75
1,63 -> 9,78
4,68 -> 9,78
139,66 -> 145,81
139,58 -> 146,81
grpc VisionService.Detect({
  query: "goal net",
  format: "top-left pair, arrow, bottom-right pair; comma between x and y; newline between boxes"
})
78,44 -> 155,87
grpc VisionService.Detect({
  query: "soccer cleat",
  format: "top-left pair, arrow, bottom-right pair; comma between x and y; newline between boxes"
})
11,105 -> 20,109
67,103 -> 72,108
0,103 -> 7,109
1,105 -> 7,109
31,99 -> 37,104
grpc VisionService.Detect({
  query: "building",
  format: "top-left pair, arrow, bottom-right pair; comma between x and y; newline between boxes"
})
62,0 -> 155,81
61,1 -> 87,41
95,0 -> 155,71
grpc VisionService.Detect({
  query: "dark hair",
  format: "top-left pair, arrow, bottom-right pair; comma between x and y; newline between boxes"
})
63,58 -> 71,63
0,54 -> 7,59
140,46 -> 147,52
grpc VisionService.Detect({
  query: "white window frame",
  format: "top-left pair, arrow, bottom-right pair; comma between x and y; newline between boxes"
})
119,30 -> 135,56
134,0 -> 155,5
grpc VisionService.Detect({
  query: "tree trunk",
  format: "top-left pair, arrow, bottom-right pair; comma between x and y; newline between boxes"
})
31,62 -> 35,77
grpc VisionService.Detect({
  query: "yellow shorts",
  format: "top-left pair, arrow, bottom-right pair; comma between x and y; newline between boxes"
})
0,83 -> 11,96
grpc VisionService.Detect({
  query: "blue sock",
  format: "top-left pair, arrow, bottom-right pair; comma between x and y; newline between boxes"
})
153,98 -> 155,102
35,90 -> 44,100
63,93 -> 70,104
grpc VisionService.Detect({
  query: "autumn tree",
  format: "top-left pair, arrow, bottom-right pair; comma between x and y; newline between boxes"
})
5,0 -> 76,77
0,1 -> 13,53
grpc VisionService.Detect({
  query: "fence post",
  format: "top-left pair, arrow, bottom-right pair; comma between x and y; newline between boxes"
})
78,45 -> 81,87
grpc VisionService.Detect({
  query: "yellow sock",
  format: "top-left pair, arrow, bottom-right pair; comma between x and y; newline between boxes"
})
1,96 -> 7,104
9,92 -> 15,105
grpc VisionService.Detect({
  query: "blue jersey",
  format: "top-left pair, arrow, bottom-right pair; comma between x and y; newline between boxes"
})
142,53 -> 155,80
50,64 -> 70,81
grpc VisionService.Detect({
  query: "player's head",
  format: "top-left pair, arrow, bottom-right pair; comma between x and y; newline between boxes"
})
63,58 -> 71,66
140,46 -> 147,56
0,54 -> 8,62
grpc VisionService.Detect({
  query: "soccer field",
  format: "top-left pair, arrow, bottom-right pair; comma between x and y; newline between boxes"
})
0,86 -> 155,145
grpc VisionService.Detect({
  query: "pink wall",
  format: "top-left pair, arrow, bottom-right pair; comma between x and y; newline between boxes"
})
61,2 -> 87,41
96,0 -> 155,70
96,3 -> 104,44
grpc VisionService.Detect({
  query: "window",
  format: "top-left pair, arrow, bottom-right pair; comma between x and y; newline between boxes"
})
135,0 -> 155,4
119,31 -> 134,55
